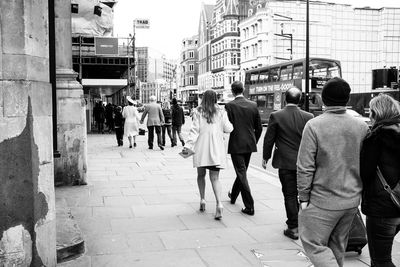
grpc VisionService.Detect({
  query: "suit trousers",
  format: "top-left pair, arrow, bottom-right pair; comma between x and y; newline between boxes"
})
147,125 -> 162,148
299,203 -> 358,267
230,153 -> 254,210
278,169 -> 299,229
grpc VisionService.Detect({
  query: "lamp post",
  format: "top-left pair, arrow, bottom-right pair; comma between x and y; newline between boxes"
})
305,0 -> 310,112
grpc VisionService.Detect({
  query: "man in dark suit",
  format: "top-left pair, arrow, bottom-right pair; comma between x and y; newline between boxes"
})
262,87 -> 313,239
226,81 -> 262,216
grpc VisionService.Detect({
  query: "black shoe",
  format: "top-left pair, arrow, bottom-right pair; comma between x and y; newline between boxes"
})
129,145 -> 132,148
228,192 -> 235,204
149,147 -> 153,150
134,143 -> 137,147
172,144 -> 176,147
241,208 -> 255,216
283,228 -> 299,240
181,140 -> 185,146
159,145 -> 164,150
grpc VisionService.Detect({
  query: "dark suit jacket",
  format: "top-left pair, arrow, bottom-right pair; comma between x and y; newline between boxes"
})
225,96 -> 262,154
263,105 -> 313,170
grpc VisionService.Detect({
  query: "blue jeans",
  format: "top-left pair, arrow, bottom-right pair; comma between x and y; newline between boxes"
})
299,203 -> 358,267
278,169 -> 299,229
366,216 -> 400,267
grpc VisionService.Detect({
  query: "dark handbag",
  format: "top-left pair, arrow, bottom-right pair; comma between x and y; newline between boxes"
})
139,128 -> 146,136
377,167 -> 400,210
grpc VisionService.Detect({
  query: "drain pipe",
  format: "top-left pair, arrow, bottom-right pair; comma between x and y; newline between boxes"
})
48,0 -> 60,158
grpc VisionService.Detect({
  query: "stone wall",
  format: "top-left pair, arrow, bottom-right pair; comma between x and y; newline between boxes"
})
0,0 -> 57,265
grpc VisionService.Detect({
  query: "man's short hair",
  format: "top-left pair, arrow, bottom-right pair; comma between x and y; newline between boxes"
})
149,95 -> 156,102
285,87 -> 302,105
231,81 -> 244,95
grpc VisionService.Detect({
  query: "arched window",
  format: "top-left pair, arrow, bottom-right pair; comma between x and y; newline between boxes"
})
248,9 -> 253,16
257,4 -> 262,10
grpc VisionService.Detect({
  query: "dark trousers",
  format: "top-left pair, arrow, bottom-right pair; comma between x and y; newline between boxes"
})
147,125 -> 162,148
366,216 -> 400,267
96,121 -> 104,133
279,169 -> 299,229
161,124 -> 172,146
230,153 -> 254,210
115,127 -> 123,146
172,125 -> 184,145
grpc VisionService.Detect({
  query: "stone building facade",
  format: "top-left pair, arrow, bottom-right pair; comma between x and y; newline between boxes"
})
0,0 -> 57,265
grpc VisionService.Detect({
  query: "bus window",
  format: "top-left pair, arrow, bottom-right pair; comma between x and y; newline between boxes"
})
259,70 -> 269,83
250,72 -> 259,84
309,60 -> 341,79
279,65 -> 293,81
257,95 -> 266,108
266,94 -> 274,109
250,95 -> 257,102
268,67 -> 279,82
293,64 -> 303,79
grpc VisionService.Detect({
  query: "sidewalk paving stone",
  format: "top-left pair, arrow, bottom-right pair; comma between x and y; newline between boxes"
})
131,203 -> 196,217
196,246 -> 255,267
159,228 -> 258,249
110,216 -> 187,233
57,133 -> 400,266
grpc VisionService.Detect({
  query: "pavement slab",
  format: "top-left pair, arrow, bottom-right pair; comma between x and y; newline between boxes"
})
57,133 -> 399,266
159,228 -> 258,249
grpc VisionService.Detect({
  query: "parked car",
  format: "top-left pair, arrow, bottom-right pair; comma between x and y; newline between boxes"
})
346,109 -> 372,127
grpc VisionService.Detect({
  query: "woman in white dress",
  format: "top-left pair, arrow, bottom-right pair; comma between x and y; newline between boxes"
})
183,90 -> 233,220
122,96 -> 140,148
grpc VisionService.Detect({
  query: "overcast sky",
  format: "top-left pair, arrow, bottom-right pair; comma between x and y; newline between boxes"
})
113,0 -> 400,60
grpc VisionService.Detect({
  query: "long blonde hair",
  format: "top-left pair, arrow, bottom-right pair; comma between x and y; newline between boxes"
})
369,93 -> 400,124
198,90 -> 218,124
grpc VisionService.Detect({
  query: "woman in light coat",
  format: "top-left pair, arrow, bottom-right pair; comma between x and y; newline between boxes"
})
122,96 -> 140,148
183,90 -> 233,220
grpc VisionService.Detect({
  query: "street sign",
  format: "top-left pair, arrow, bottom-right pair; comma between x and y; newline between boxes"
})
94,37 -> 118,55
135,18 -> 150,29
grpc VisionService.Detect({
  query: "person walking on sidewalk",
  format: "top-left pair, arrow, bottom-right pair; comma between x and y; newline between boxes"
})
225,81 -> 262,216
161,101 -> 173,146
171,98 -> 185,147
123,96 -> 140,148
93,101 -> 105,134
140,95 -> 165,150
297,77 -> 369,267
360,94 -> 400,267
114,106 -> 124,146
183,90 -> 233,220
262,87 -> 313,240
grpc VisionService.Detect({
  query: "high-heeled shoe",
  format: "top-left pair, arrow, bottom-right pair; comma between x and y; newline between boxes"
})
215,204 -> 223,220
199,199 -> 206,212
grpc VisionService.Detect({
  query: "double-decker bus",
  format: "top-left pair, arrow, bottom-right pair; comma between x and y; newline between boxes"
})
244,58 -> 342,123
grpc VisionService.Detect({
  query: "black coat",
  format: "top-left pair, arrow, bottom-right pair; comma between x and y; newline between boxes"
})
171,105 -> 185,126
360,118 -> 400,218
263,105 -> 313,170
225,96 -> 262,154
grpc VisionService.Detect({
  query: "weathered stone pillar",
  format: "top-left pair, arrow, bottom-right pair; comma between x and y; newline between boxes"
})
54,0 -> 87,185
0,0 -> 57,266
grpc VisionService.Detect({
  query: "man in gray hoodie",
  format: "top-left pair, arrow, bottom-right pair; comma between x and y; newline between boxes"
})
297,77 -> 369,267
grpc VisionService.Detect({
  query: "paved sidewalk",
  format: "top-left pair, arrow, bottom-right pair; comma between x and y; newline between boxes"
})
57,133 -> 400,267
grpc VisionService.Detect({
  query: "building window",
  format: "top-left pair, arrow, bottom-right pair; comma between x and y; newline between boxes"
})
189,51 -> 194,58
231,53 -> 237,65
189,76 -> 194,85
189,64 -> 194,71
